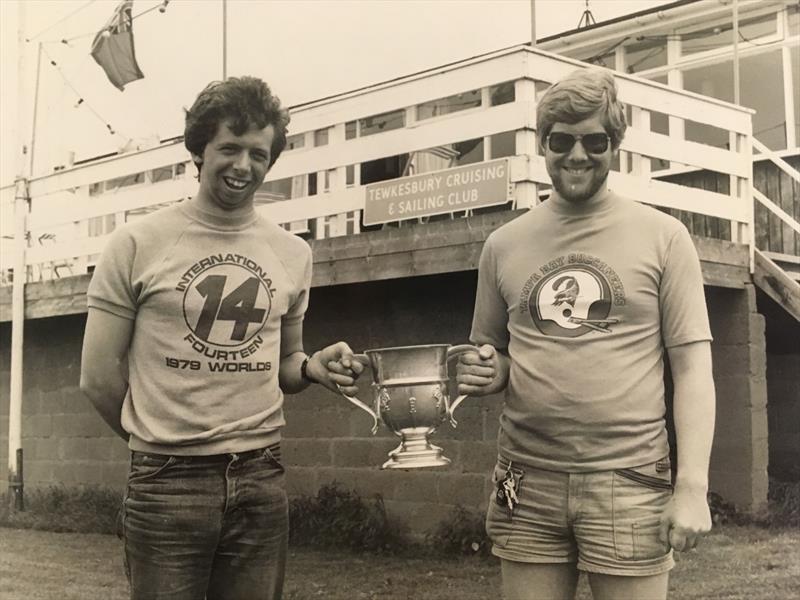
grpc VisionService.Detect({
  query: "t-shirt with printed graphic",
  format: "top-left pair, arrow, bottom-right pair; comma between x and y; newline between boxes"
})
470,190 -> 712,472
86,198 -> 312,455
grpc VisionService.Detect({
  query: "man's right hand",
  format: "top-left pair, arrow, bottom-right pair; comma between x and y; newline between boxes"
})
456,344 -> 508,396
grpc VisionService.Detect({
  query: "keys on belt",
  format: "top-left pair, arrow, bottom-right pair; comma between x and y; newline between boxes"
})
495,462 -> 522,517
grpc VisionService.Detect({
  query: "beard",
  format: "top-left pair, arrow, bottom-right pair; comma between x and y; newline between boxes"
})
550,167 -> 609,203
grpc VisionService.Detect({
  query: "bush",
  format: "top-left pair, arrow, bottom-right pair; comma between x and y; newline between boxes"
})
426,505 -> 491,557
708,478 -> 800,528
288,483 -> 409,553
0,485 -> 120,534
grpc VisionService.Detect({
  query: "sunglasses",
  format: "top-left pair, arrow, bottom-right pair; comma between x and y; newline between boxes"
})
546,132 -> 610,154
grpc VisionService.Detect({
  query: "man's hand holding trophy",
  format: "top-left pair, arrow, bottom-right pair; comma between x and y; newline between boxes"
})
335,343 -> 502,469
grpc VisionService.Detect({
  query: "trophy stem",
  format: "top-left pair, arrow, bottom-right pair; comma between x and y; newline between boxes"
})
382,428 -> 451,470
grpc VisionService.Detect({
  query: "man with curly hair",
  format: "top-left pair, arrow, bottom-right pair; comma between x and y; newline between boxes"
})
81,76 -> 362,599
457,69 -> 715,600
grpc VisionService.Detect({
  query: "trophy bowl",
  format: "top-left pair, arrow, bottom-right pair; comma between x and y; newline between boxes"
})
339,343 -> 478,469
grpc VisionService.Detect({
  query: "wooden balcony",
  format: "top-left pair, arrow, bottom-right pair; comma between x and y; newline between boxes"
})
1,45 -> 797,321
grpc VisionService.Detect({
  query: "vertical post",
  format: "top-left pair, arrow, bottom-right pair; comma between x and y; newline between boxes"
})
8,0 -> 29,513
530,0 -> 536,47
28,42 -> 43,177
732,0 -> 740,105
222,0 -> 227,80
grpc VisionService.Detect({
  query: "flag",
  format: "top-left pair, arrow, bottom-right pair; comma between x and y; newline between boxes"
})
91,0 -> 144,91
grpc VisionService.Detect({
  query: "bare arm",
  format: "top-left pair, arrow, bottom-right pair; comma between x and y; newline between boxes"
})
79,308 -> 134,441
278,320 -> 362,395
660,340 -> 716,551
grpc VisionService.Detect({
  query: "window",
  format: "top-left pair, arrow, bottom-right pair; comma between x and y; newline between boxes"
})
89,182 -> 103,196
345,121 -> 357,140
314,128 -> 329,147
151,166 -> 173,183
585,50 -> 616,70
680,13 -> 777,55
88,214 -> 116,237
417,89 -> 481,120
105,172 -> 144,191
789,4 -> 799,36
256,177 -> 292,202
346,164 -> 355,186
360,154 -> 409,185
453,138 -> 483,166
359,109 -> 405,137
286,133 -> 305,151
625,38 -> 667,73
683,51 -> 786,150
176,162 -> 186,177
308,172 -> 317,196
490,131 -> 516,159
791,45 -> 800,145
490,81 -> 515,106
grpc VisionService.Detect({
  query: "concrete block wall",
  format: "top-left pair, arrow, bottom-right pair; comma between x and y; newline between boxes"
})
0,272 -> 783,531
706,284 -> 769,511
766,353 -> 800,480
0,314 -> 129,496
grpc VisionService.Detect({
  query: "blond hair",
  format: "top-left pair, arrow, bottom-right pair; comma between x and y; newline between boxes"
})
536,69 -> 627,149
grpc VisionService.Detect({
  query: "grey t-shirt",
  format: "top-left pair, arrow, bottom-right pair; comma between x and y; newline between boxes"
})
87,198 -> 311,455
470,191 -> 712,472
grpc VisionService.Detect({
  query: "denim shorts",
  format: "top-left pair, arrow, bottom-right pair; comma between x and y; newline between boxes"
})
485,456 -> 675,576
120,445 -> 287,600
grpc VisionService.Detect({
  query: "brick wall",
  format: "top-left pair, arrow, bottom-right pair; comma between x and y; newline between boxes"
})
0,272 -> 781,531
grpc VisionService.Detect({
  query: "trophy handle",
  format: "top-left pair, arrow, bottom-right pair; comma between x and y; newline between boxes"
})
445,344 -> 481,426
338,354 -> 379,435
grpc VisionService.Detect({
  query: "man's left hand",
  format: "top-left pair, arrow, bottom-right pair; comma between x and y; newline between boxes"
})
659,487 -> 712,552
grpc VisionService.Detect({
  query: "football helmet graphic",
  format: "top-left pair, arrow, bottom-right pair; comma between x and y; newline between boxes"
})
530,265 -> 619,337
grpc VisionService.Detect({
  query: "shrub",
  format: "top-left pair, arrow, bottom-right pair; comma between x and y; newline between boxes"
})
426,505 -> 491,557
0,485 -> 120,534
288,483 -> 408,553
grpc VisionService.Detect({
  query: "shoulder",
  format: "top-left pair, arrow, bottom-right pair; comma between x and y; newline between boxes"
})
621,196 -> 686,233
113,202 -> 188,241
486,206 -> 546,249
256,216 -> 311,255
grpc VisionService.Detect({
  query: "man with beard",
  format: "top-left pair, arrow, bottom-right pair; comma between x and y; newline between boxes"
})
80,76 -> 362,599
456,69 -> 715,600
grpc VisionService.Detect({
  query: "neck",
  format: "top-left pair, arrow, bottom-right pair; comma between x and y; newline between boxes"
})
550,185 -> 612,213
193,189 -> 256,220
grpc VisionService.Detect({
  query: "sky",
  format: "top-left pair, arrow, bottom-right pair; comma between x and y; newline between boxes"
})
0,0 -> 672,187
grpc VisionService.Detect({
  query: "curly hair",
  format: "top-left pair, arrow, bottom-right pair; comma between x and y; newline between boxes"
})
536,69 -> 627,150
184,76 -> 290,170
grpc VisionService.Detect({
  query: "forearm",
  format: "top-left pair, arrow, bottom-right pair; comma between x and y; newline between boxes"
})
80,375 -> 129,441
670,344 -> 716,493
279,350 -> 312,394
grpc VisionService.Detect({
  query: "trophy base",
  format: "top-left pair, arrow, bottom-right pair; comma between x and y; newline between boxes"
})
381,429 -> 451,470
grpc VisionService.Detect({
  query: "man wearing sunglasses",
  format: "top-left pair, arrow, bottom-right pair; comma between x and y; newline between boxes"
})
456,69 -> 715,600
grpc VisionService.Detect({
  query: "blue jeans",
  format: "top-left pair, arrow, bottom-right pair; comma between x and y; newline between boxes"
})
120,445 -> 288,600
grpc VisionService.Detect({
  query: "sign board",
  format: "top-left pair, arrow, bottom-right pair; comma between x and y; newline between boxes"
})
363,158 -> 511,226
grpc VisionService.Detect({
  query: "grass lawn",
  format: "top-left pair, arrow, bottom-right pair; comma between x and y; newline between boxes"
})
1,524 -> 798,599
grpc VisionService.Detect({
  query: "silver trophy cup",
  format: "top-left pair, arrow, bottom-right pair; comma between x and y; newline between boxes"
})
340,344 -> 478,469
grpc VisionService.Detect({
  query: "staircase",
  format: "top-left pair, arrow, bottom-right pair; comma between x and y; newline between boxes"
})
751,140 -> 800,322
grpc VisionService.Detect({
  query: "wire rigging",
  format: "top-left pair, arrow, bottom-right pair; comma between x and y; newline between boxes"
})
25,0 -> 97,42
59,1 -> 169,44
40,44 -> 127,141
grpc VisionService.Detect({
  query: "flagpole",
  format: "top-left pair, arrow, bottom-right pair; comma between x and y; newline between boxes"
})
28,42 -> 43,176
222,0 -> 227,80
9,0 -> 30,512
530,0 -> 537,47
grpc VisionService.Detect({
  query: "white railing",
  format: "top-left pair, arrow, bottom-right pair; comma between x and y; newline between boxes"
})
0,45 -> 755,283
